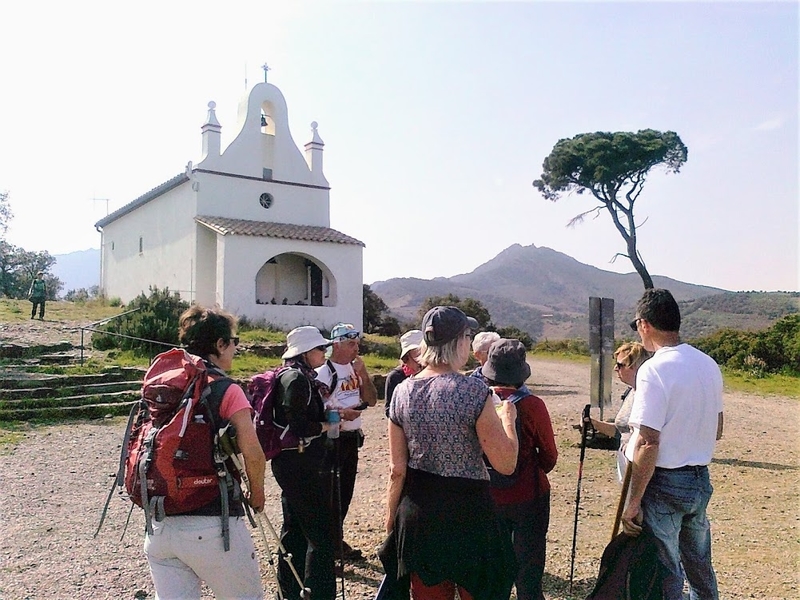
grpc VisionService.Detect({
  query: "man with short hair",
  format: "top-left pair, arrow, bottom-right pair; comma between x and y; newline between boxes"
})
470,331 -> 501,379
315,323 -> 378,560
622,289 -> 724,600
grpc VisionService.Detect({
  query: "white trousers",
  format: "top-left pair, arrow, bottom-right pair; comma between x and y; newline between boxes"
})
144,515 -> 263,600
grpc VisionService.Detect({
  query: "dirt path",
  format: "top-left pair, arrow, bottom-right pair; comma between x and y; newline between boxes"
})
0,356 -> 797,599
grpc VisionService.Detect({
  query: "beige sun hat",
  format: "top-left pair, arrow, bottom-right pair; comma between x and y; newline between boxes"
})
399,329 -> 423,358
281,326 -> 331,359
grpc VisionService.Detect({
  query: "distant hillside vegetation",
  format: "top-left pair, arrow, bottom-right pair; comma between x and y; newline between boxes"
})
679,292 -> 799,340
372,243 -> 796,341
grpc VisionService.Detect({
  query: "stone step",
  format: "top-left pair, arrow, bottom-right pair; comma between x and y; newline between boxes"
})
1,382 -> 140,401
0,368 -> 144,390
0,342 -> 73,359
0,400 -> 137,421
0,382 -> 141,408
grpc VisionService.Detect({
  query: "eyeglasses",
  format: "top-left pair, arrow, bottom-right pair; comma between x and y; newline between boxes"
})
314,345 -> 328,352
629,318 -> 642,332
229,336 -> 240,347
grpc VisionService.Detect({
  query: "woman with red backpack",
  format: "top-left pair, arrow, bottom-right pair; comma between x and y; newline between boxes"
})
143,306 -> 266,599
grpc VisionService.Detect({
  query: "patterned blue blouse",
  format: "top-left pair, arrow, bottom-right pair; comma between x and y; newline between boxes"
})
389,372 -> 491,481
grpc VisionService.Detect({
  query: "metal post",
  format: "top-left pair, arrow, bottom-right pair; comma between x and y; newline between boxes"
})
589,297 -> 614,421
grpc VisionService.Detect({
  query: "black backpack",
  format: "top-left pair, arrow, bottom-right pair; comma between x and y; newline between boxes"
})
484,385 -> 529,489
586,531 -> 667,600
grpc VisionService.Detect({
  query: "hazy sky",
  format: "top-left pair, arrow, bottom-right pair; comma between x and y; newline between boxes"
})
1,1 -> 797,292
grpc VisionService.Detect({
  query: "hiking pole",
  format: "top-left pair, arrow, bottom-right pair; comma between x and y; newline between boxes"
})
331,437 -> 347,600
569,403 -> 591,595
218,428 -> 310,600
611,462 -> 633,540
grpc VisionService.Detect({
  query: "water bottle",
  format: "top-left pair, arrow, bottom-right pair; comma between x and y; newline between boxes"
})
327,409 -> 340,439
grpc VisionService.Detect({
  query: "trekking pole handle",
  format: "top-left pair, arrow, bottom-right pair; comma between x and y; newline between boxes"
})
580,403 -> 591,456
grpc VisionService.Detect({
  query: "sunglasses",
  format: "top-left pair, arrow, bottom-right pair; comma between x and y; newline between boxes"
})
341,331 -> 360,340
229,336 -> 240,347
629,318 -> 642,332
314,345 -> 329,352
615,361 -> 628,370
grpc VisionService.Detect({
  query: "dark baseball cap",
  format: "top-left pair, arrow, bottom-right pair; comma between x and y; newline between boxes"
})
421,306 -> 479,346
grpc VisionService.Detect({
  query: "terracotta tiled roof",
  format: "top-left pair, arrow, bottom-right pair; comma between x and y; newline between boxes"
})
195,216 -> 365,247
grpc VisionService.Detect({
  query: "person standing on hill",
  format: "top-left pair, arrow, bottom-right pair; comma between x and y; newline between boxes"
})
622,288 -> 724,600
28,272 -> 47,320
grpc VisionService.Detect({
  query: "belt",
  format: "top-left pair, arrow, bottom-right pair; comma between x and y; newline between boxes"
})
339,429 -> 363,438
655,465 -> 708,473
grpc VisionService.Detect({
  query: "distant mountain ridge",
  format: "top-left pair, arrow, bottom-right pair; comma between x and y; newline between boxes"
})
52,248 -> 100,294
371,242 -> 735,340
51,245 -> 797,340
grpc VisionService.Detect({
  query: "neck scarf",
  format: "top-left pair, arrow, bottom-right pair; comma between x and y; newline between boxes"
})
284,356 -> 331,397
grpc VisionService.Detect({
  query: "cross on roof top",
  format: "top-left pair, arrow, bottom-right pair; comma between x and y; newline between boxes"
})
261,63 -> 270,82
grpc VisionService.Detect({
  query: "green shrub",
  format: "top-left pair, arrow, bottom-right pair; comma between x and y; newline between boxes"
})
691,314 -> 800,376
237,315 -> 284,333
91,287 -> 188,354
495,326 -> 534,350
360,338 -> 399,359
533,339 -> 589,355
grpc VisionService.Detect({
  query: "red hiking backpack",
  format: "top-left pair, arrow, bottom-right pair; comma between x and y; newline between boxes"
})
247,366 -> 309,459
100,348 -> 240,549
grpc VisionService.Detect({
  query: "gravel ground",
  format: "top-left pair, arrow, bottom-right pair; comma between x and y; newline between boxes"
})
0,322 -> 797,599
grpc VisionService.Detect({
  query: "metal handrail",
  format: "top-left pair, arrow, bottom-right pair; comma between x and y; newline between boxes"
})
90,307 -> 143,327
79,308 -> 178,365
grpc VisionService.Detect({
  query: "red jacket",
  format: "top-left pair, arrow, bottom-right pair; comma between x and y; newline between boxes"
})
489,387 -> 558,505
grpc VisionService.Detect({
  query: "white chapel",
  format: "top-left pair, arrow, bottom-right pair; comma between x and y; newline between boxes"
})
95,80 -> 365,331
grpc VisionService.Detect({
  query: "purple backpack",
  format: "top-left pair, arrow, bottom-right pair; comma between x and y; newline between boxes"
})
247,366 -> 305,459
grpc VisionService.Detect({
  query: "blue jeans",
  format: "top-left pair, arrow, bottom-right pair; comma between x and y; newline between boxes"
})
642,466 -> 719,600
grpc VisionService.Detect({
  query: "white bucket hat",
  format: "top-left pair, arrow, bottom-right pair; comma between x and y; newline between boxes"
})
282,326 -> 331,359
399,329 -> 424,359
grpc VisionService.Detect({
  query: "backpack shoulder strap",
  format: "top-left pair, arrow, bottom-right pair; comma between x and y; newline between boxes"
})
327,359 -> 339,394
507,384 -> 531,404
275,366 -> 313,407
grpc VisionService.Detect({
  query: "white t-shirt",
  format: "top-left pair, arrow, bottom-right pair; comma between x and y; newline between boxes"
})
315,360 -> 364,431
625,344 -> 723,469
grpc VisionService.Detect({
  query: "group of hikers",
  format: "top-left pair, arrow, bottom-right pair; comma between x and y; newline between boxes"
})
133,287 -> 724,600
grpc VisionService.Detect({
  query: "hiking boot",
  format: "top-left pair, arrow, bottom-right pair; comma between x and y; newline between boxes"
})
342,541 -> 363,561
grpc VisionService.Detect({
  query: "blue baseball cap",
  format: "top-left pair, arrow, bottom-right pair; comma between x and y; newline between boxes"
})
330,323 -> 361,342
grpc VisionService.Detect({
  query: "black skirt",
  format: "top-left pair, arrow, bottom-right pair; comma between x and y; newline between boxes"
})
392,468 -> 516,600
